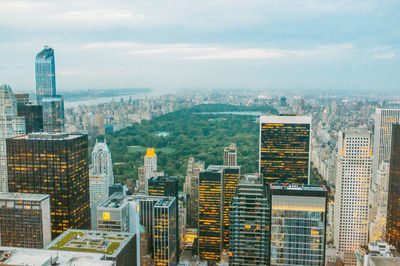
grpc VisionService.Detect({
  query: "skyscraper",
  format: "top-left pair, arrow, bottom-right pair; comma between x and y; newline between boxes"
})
373,109 -> 400,180
35,46 -> 65,132
183,157 -> 205,227
223,143 -> 237,166
334,130 -> 372,264
386,124 -> 400,251
0,84 -> 26,192
198,165 -> 240,262
91,139 -> 114,185
259,115 -> 311,185
89,173 -> 109,229
144,147 -> 157,178
7,133 -> 91,238
269,184 -> 327,265
0,192 -> 51,248
17,103 -> 43,133
229,174 -> 270,265
35,46 -> 56,103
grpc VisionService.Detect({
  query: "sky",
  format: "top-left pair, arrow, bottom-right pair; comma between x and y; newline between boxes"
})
0,0 -> 399,93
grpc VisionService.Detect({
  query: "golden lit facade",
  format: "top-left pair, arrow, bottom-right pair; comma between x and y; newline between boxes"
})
387,124 -> 400,251
7,133 -> 90,238
198,168 -> 223,262
259,115 -> 311,185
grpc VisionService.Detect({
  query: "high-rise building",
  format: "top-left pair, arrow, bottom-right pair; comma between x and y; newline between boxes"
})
89,173 -> 109,229
334,130 -> 372,264
35,46 -> 56,103
269,183 -> 327,265
198,165 -> 240,262
138,165 -> 146,193
97,193 -> 129,232
183,157 -> 205,227
387,124 -> 400,251
17,103 -> 43,133
144,147 -> 157,178
91,139 -> 114,185
42,95 -> 65,132
0,84 -> 26,192
373,109 -> 400,180
14,93 -> 30,108
259,115 -> 311,185
7,133 -> 91,238
0,192 -> 51,248
229,174 -> 270,265
223,143 -> 237,166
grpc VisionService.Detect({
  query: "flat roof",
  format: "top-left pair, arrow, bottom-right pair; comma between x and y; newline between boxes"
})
270,184 -> 327,192
369,257 -> 400,266
0,192 -> 49,201
98,192 -> 126,208
154,197 -> 175,208
10,132 -> 84,140
46,229 -> 133,257
0,247 -> 113,266
260,115 -> 311,124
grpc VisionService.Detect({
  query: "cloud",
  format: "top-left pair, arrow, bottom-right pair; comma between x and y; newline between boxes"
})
374,52 -> 395,60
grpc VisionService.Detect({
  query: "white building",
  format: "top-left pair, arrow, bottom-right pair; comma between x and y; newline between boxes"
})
373,108 -> 400,180
91,139 -> 114,185
334,130 -> 372,265
89,173 -> 109,229
0,84 -> 25,192
144,148 -> 157,178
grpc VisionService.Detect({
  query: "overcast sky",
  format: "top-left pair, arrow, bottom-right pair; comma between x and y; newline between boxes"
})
0,0 -> 399,93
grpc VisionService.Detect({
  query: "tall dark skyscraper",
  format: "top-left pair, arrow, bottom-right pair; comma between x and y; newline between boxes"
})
259,115 -> 311,185
198,165 -> 240,263
387,124 -> 400,251
229,174 -> 270,265
35,46 -> 56,103
17,103 -> 43,133
35,46 -> 65,132
7,133 -> 91,238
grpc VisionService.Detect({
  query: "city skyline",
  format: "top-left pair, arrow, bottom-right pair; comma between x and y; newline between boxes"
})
0,1 -> 399,92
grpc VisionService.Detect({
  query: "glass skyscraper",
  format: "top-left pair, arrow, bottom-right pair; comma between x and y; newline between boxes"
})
35,46 -> 56,103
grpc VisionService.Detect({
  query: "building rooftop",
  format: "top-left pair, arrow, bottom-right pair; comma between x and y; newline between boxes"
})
154,197 -> 175,208
0,192 -> 49,201
260,115 -> 312,124
46,229 -> 133,258
98,192 -> 126,209
0,247 -> 113,266
270,183 -> 327,192
369,257 -> 400,266
11,132 -> 84,140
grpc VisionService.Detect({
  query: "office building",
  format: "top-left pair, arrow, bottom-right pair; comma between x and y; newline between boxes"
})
0,84 -> 25,192
109,183 -> 127,197
91,139 -> 114,185
355,241 -> 399,266
42,95 -> 65,132
89,173 -> 109,229
229,174 -> 269,265
7,133 -> 90,238
387,124 -> 400,251
223,143 -> 237,166
198,165 -> 240,262
0,247 -> 114,266
144,147 -> 157,178
269,184 -> 327,265
46,229 -> 136,266
153,197 -> 178,266
17,103 -> 43,133
259,115 -> 311,185
35,46 -> 56,103
97,192 -> 129,232
373,109 -> 400,179
183,157 -> 205,227
0,192 -> 51,248
14,93 -> 29,107
334,130 -> 372,264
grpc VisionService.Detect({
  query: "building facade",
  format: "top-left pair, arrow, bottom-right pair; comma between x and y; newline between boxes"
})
0,84 -> 26,192
259,115 -> 311,185
0,193 -> 51,248
91,139 -> 114,185
7,133 -> 91,238
334,130 -> 372,264
42,95 -> 65,132
269,184 -> 327,265
229,174 -> 270,265
89,173 -> 109,229
35,46 -> 56,103
387,124 -> 400,251
17,103 -> 43,133
223,143 -> 237,166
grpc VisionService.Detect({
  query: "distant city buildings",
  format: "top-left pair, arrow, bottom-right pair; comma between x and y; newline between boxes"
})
0,84 -> 26,192
7,133 -> 91,238
259,115 -> 311,185
334,130 -> 372,264
0,193 -> 51,248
